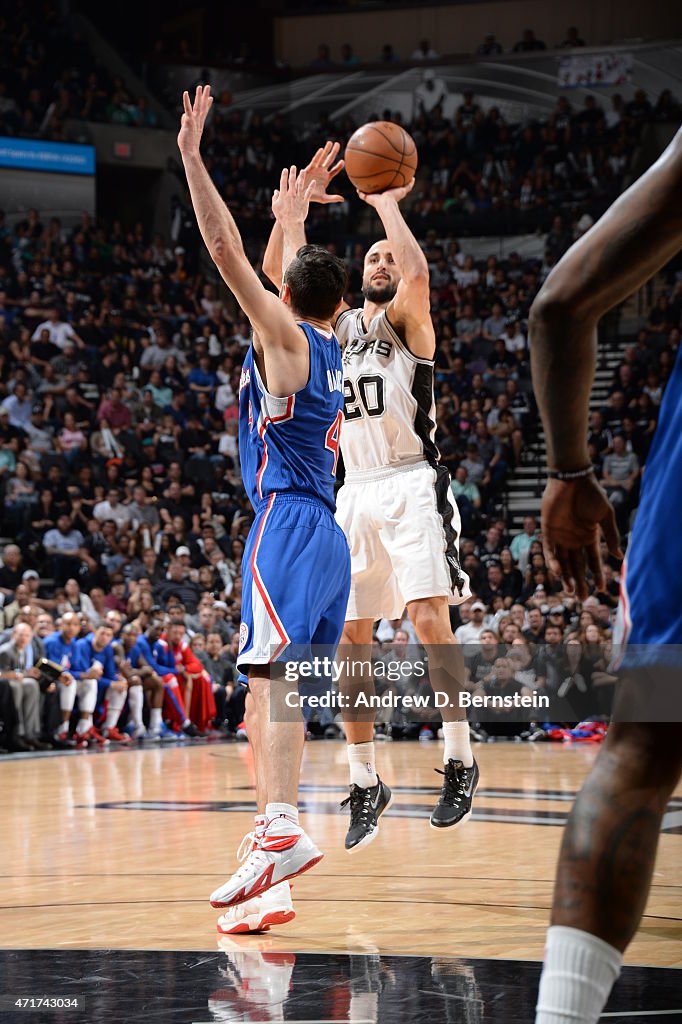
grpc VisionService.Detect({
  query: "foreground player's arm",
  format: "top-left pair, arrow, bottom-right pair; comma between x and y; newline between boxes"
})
262,142 -> 346,289
178,86 -> 308,392
530,127 -> 682,598
360,183 -> 433,358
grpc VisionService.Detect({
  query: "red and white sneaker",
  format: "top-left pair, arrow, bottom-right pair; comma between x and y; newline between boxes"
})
209,815 -> 323,909
216,880 -> 295,934
101,726 -> 131,744
75,726 -> 110,748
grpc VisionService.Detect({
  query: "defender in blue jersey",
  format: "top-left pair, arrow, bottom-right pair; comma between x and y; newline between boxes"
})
530,128 -> 682,1024
179,87 -> 349,926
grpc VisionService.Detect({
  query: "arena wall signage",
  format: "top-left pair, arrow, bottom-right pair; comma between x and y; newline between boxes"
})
0,137 -> 95,175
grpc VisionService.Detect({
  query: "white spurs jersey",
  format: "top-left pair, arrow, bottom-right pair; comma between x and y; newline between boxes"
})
336,307 -> 438,474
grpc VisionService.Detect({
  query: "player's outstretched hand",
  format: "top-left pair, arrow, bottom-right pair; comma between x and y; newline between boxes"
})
358,178 -> 415,207
178,85 -> 213,157
540,475 -> 624,600
272,165 -> 315,224
304,141 -> 345,204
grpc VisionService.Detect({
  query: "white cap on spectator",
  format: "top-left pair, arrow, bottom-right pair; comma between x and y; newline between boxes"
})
549,605 -> 565,615
175,546 -> 191,557
470,601 -> 487,612
22,570 -> 39,580
213,601 -> 228,611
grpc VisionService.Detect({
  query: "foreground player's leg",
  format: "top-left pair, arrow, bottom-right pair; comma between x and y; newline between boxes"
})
532,129 -> 682,1022
536,723 -> 682,1023
339,618 -> 393,853
243,688 -> 267,813
216,814 -> 295,934
210,671 -> 321,908
408,596 -> 478,829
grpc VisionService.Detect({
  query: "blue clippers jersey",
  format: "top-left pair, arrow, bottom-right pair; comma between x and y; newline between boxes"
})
238,322 -> 344,511
614,340 -> 682,651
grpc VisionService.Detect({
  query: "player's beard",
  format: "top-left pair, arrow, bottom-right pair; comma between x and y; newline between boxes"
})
362,280 -> 397,304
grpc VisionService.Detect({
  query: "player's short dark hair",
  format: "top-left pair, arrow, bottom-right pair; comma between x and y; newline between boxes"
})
284,245 -> 348,321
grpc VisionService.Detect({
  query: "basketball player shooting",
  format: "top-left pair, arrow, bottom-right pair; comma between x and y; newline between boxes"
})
178,86 -> 350,932
531,127 -> 682,1023
264,124 -> 476,857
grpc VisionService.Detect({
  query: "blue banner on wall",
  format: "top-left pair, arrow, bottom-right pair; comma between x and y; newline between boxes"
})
0,137 -> 95,175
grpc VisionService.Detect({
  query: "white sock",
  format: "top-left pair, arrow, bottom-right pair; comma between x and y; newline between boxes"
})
536,926 -> 622,1024
127,685 -> 144,728
104,689 -> 126,729
150,708 -> 162,730
348,741 -> 378,788
442,720 -> 473,767
76,716 -> 92,735
265,802 -> 299,827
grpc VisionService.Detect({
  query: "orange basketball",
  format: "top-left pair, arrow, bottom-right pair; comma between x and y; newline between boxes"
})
344,121 -> 418,194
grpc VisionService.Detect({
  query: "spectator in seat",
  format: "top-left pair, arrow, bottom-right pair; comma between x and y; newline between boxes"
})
411,39 -> 439,60
513,29 -> 546,52
0,544 -> 24,597
451,465 -> 481,535
42,515 -> 83,586
0,622 -> 48,750
510,516 -> 539,573
560,26 -> 585,47
454,600 -> 487,646
523,606 -> 546,644
477,34 -> 503,56
600,433 -> 640,532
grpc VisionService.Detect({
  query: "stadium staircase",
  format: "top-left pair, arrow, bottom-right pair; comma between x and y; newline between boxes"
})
503,285 -> 653,530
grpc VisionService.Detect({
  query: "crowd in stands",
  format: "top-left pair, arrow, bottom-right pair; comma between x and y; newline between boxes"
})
310,28 -> 580,68
191,82 -> 679,253
0,179 -> 678,752
0,3 -> 157,141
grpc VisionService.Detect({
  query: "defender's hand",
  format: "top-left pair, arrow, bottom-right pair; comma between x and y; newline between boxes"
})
304,141 -> 345,204
541,475 -> 623,600
271,166 -> 314,225
178,85 -> 213,157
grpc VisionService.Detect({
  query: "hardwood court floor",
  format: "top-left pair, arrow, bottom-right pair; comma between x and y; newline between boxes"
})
1,741 -> 680,965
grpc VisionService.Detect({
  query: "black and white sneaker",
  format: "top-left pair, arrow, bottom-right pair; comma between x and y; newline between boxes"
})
430,758 -> 479,830
341,778 -> 392,853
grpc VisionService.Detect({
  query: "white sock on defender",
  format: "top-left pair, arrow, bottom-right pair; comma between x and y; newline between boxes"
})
150,707 -> 162,730
266,802 -> 299,826
536,926 -> 622,1024
348,741 -> 377,788
442,720 -> 473,767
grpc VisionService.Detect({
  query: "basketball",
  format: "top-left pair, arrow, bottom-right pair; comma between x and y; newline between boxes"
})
344,121 -> 418,194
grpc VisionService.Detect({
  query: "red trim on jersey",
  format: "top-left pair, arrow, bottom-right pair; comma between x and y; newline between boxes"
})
251,494 -> 290,660
256,396 -> 295,499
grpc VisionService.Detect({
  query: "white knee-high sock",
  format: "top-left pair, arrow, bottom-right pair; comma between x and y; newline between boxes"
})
104,687 -> 127,729
59,679 -> 77,713
536,926 -> 622,1024
76,677 -> 97,714
127,684 -> 144,728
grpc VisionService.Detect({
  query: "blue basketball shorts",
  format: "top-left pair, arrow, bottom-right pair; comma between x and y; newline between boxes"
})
237,492 -> 351,669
